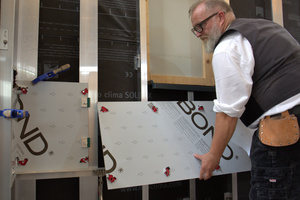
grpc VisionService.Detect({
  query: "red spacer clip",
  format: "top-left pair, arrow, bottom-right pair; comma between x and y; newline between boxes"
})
21,88 -> 28,94
17,158 -> 28,166
148,103 -> 158,113
164,167 -> 170,177
152,106 -> 158,113
100,106 -> 108,113
80,156 -> 89,163
198,105 -> 204,111
81,88 -> 88,95
107,174 -> 117,183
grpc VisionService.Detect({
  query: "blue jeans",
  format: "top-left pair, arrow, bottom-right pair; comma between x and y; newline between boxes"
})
249,113 -> 300,200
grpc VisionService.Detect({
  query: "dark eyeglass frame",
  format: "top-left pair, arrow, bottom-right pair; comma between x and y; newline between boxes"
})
191,12 -> 218,36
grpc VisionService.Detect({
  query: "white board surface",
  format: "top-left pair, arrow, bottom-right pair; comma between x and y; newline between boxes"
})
98,101 -> 253,190
12,82 -> 89,173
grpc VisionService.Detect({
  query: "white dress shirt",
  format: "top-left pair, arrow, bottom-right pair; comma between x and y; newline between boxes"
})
212,31 -> 300,129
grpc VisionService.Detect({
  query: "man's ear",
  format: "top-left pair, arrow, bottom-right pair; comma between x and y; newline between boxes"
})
218,11 -> 226,26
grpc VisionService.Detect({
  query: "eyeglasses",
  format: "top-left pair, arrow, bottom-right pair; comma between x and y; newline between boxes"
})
191,12 -> 218,36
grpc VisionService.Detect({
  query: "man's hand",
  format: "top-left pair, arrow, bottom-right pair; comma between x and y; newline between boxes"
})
194,152 -> 220,180
194,113 -> 238,180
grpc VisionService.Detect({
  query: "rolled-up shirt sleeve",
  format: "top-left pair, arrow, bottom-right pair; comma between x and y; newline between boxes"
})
212,32 -> 254,118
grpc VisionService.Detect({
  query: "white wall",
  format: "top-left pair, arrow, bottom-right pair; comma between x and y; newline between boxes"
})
0,0 -> 15,199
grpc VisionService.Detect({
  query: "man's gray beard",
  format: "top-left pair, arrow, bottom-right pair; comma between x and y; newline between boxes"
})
203,25 -> 222,53
203,37 -> 219,53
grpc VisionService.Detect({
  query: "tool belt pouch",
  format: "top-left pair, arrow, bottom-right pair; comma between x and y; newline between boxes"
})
258,111 -> 299,147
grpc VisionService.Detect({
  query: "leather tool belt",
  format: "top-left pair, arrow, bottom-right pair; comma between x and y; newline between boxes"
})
258,110 -> 299,147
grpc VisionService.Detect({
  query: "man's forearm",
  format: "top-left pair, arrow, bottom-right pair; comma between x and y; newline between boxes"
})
209,112 -> 238,158
194,112 -> 239,180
